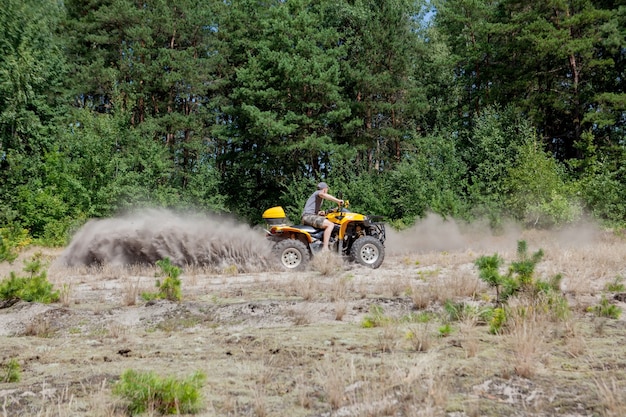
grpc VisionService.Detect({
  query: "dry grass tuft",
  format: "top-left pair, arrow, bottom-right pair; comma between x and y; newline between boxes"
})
296,373 -> 313,409
331,274 -> 353,302
428,272 -> 483,305
121,277 -> 142,306
289,304 -> 313,326
406,324 -> 433,352
87,379 -> 124,417
334,301 -> 347,321
562,320 -> 586,358
384,274 -> 411,297
23,317 -> 55,338
507,298 -> 550,378
107,322 -> 128,339
377,323 -> 400,352
594,376 -> 626,417
459,320 -> 480,358
310,251 -> 344,275
317,356 -> 348,410
253,383 -> 268,417
59,282 -> 73,307
409,283 -> 431,309
288,276 -> 318,301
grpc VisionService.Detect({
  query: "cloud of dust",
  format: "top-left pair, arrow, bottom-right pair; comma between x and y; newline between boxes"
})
385,213 -> 608,256
385,213 -> 522,255
58,209 -> 272,271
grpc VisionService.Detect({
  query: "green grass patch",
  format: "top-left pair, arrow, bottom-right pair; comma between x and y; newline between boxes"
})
113,369 -> 206,415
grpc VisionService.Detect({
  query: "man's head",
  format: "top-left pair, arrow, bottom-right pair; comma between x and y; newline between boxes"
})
317,182 -> 329,190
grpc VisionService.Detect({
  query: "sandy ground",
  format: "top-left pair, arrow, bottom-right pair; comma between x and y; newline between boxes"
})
1,212 -> 626,416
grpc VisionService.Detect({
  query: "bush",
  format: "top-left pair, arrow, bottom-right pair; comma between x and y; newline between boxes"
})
592,296 -> 622,319
384,132 -> 467,223
361,304 -> 391,328
1,359 -> 21,383
505,141 -> 581,227
113,369 -> 206,415
475,241 -> 570,332
0,253 -> 59,303
0,225 -> 31,263
142,258 -> 182,302
475,240 -> 550,303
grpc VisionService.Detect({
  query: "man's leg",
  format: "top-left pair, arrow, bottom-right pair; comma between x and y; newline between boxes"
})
322,219 -> 333,250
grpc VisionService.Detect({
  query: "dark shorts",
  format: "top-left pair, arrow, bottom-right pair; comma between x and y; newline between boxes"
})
302,214 -> 326,229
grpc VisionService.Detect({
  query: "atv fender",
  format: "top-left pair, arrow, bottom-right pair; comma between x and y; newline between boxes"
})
269,225 -> 313,243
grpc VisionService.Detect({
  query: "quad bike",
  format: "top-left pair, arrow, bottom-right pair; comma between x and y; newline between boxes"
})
263,200 -> 386,270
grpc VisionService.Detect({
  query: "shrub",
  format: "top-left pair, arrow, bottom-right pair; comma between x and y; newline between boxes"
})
2,359 -> 21,383
113,369 -> 206,415
592,296 -> 622,319
444,300 -> 492,324
361,304 -> 391,328
0,253 -> 59,303
505,141 -> 581,227
0,225 -> 31,263
475,241 -> 569,332
475,240 -> 549,303
142,258 -> 182,302
489,307 -> 506,334
605,276 -> 625,292
438,323 -> 453,337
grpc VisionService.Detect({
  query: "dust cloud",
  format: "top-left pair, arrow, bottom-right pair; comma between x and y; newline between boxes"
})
58,209 -> 609,271
385,213 -> 608,256
58,209 -> 272,271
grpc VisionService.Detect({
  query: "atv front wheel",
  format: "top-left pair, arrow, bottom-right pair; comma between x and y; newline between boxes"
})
350,236 -> 384,269
273,239 -> 310,270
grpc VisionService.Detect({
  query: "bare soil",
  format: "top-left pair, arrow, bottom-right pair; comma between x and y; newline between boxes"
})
1,211 -> 625,416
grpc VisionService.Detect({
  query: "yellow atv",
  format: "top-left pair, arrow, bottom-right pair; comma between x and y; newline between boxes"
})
263,201 -> 386,270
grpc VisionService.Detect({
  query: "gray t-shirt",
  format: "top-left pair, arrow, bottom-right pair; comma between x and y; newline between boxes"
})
302,190 -> 323,216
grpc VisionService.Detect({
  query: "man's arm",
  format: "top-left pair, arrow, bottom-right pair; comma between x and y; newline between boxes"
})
319,191 -> 344,205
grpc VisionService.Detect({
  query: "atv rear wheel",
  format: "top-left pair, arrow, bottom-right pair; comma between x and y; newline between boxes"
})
350,236 -> 384,269
273,239 -> 310,270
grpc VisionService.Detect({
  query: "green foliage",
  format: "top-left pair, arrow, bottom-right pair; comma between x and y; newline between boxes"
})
385,132 -> 467,223
591,296 -> 622,320
361,304 -> 390,328
475,240 -> 549,303
113,369 -> 206,416
463,108 -> 532,226
0,253 -> 59,303
444,300 -> 492,324
400,311 -> 434,323
1,359 -> 21,383
505,140 -> 581,227
476,241 -> 570,332
0,0 -> 623,233
475,254 -> 505,290
509,241 -> 544,286
578,145 -> 626,228
438,323 -> 453,337
605,276 -> 625,293
436,0 -> 623,157
0,225 -> 31,263
489,307 -> 506,335
142,258 -> 182,302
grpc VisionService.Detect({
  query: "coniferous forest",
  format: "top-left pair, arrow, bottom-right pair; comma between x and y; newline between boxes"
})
1,0 -> 624,245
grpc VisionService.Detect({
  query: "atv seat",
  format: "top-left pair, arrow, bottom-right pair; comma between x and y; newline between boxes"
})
293,224 -> 320,234
293,224 -> 339,240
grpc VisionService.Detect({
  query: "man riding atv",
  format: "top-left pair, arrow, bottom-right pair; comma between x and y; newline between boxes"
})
263,184 -> 386,270
301,182 -> 344,251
